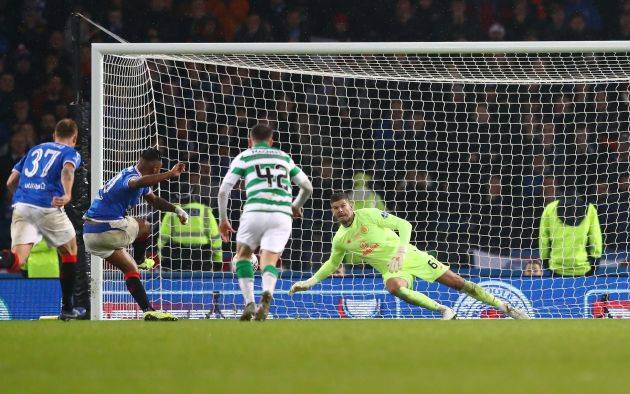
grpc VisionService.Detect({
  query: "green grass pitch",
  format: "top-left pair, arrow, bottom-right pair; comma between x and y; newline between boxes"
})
0,320 -> 627,394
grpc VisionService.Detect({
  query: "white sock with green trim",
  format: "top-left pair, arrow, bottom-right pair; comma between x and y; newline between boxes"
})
261,265 -> 279,295
239,278 -> 255,304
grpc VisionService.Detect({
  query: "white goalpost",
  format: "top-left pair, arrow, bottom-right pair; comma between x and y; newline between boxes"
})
90,42 -> 630,320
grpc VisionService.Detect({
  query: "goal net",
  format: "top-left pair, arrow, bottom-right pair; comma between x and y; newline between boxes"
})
92,43 -> 630,319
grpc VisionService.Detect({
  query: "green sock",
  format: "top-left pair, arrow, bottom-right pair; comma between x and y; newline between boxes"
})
235,260 -> 254,278
396,287 -> 442,312
461,281 -> 504,310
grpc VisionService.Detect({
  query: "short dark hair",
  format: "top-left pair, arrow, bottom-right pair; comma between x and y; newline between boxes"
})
140,147 -> 162,162
54,118 -> 78,138
330,191 -> 350,204
250,123 -> 273,142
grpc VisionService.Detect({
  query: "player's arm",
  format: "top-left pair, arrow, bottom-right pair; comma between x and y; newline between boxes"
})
289,240 -> 345,295
144,192 -> 188,224
370,209 -> 412,272
52,163 -> 76,208
539,204 -> 552,267
217,158 -> 243,242
288,161 -> 313,219
7,155 -> 26,193
128,162 -> 185,189
587,204 -> 603,261
206,208 -> 223,263
6,170 -> 19,193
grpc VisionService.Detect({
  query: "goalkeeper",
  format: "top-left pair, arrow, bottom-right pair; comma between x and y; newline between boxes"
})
289,192 -> 530,319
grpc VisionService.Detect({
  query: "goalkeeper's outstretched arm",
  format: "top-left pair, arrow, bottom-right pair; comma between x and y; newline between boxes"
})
289,243 -> 344,295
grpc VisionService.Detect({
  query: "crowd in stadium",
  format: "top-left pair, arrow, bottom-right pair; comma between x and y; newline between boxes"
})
1,0 -> 629,270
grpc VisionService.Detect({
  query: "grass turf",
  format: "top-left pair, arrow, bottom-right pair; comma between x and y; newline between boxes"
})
0,320 -> 627,394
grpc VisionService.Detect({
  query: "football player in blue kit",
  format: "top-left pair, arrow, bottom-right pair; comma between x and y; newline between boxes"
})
2,119 -> 83,320
83,147 -> 189,321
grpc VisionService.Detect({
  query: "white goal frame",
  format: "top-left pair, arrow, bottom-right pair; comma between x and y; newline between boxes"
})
90,41 -> 630,320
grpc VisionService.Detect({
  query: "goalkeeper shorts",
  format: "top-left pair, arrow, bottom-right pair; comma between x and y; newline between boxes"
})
382,249 -> 449,286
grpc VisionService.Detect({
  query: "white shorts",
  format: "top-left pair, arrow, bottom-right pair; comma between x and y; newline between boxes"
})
236,212 -> 292,254
11,203 -> 76,248
83,217 -> 140,259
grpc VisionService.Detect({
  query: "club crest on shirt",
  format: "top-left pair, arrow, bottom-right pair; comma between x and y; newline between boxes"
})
360,225 -> 369,234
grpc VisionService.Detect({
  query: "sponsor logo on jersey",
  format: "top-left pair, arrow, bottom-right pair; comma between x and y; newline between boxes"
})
337,297 -> 381,318
0,297 -> 11,320
24,182 -> 47,190
453,280 -> 535,319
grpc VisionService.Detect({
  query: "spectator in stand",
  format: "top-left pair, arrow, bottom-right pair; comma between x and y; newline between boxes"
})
564,0 -> 602,31
542,2 -> 568,40
0,132 -> 28,181
0,73 -> 16,121
415,0 -> 443,40
140,0 -> 177,41
487,22 -> 506,41
207,0 -> 250,42
606,173 -> 630,252
105,8 -> 126,38
279,8 -> 309,42
329,13 -> 351,42
566,12 -> 592,41
444,0 -> 479,41
9,97 -> 32,127
13,47 -> 37,97
39,113 -> 57,137
387,0 -> 419,41
510,0 -> 541,40
539,191 -> 603,276
31,75 -> 72,119
470,174 -> 517,256
617,10 -> 630,40
235,14 -> 273,43
394,169 -> 438,249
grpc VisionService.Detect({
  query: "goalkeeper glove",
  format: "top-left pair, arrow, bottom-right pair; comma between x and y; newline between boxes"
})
387,246 -> 406,273
175,206 -> 189,224
289,277 -> 317,295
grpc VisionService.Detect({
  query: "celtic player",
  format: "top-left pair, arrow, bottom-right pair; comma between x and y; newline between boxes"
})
289,192 -> 530,319
218,124 -> 313,321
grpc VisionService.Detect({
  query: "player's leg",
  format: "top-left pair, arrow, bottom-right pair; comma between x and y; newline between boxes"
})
435,270 -> 530,319
254,213 -> 292,321
104,249 -> 159,316
1,244 -> 33,273
84,218 -> 175,321
56,237 -> 79,319
255,249 -> 281,321
0,205 -> 39,272
37,208 -> 81,319
233,242 -> 257,320
131,217 -> 155,270
383,275 -> 454,319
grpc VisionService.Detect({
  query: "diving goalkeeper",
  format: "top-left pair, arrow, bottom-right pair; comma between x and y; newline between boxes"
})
289,192 -> 530,319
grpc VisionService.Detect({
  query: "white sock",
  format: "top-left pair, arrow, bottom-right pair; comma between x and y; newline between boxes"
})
261,271 -> 278,295
497,302 -> 508,313
238,278 -> 255,305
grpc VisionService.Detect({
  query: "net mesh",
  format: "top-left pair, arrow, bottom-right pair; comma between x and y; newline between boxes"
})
99,50 -> 630,319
